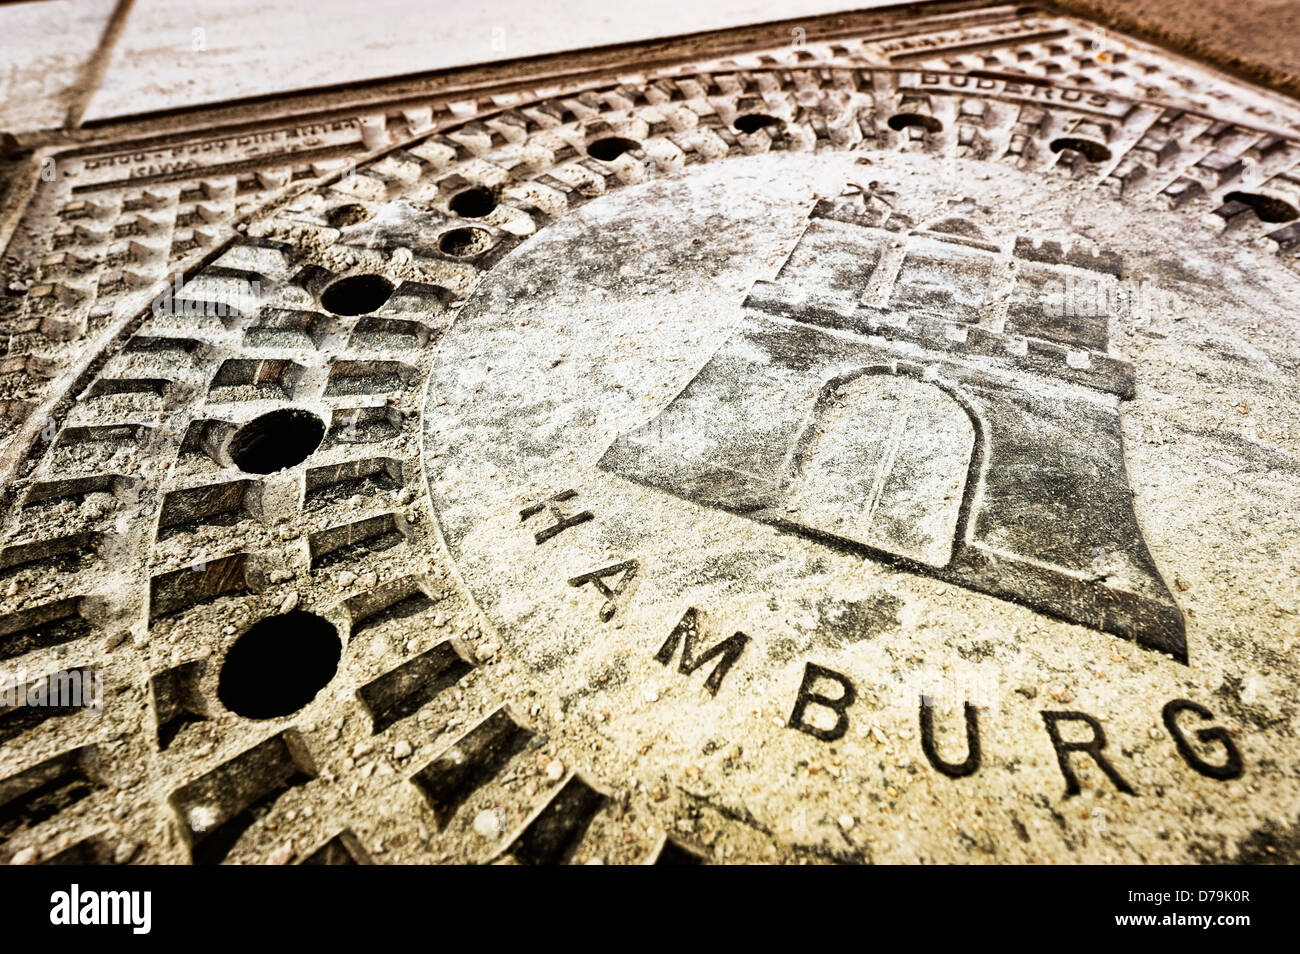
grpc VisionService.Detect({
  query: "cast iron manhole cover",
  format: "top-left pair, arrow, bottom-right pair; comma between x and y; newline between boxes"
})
1,5 -> 1297,864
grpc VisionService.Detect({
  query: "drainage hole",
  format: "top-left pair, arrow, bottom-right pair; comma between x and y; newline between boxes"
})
888,113 -> 943,134
438,226 -> 494,257
448,186 -> 498,218
587,136 -> 640,161
229,408 -> 326,474
734,113 -> 783,134
1224,190 -> 1300,223
1049,137 -> 1112,163
218,612 -> 341,720
328,203 -> 372,228
321,273 -> 394,315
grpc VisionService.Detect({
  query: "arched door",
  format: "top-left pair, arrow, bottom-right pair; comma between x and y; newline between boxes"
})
785,372 -> 975,568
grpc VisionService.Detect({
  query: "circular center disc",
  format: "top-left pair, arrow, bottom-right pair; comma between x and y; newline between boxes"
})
420,149 -> 1299,860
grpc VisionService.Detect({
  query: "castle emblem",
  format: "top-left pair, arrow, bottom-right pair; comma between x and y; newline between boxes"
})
601,192 -> 1184,658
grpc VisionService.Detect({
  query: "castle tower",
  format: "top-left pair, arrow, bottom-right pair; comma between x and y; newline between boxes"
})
601,193 -> 1185,659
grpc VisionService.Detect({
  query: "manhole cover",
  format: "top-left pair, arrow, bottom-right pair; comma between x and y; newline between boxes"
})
0,5 -> 1297,865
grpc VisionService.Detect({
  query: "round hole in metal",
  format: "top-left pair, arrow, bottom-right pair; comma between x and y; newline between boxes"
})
229,408 -> 326,474
218,611 -> 341,720
321,273 -> 394,315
